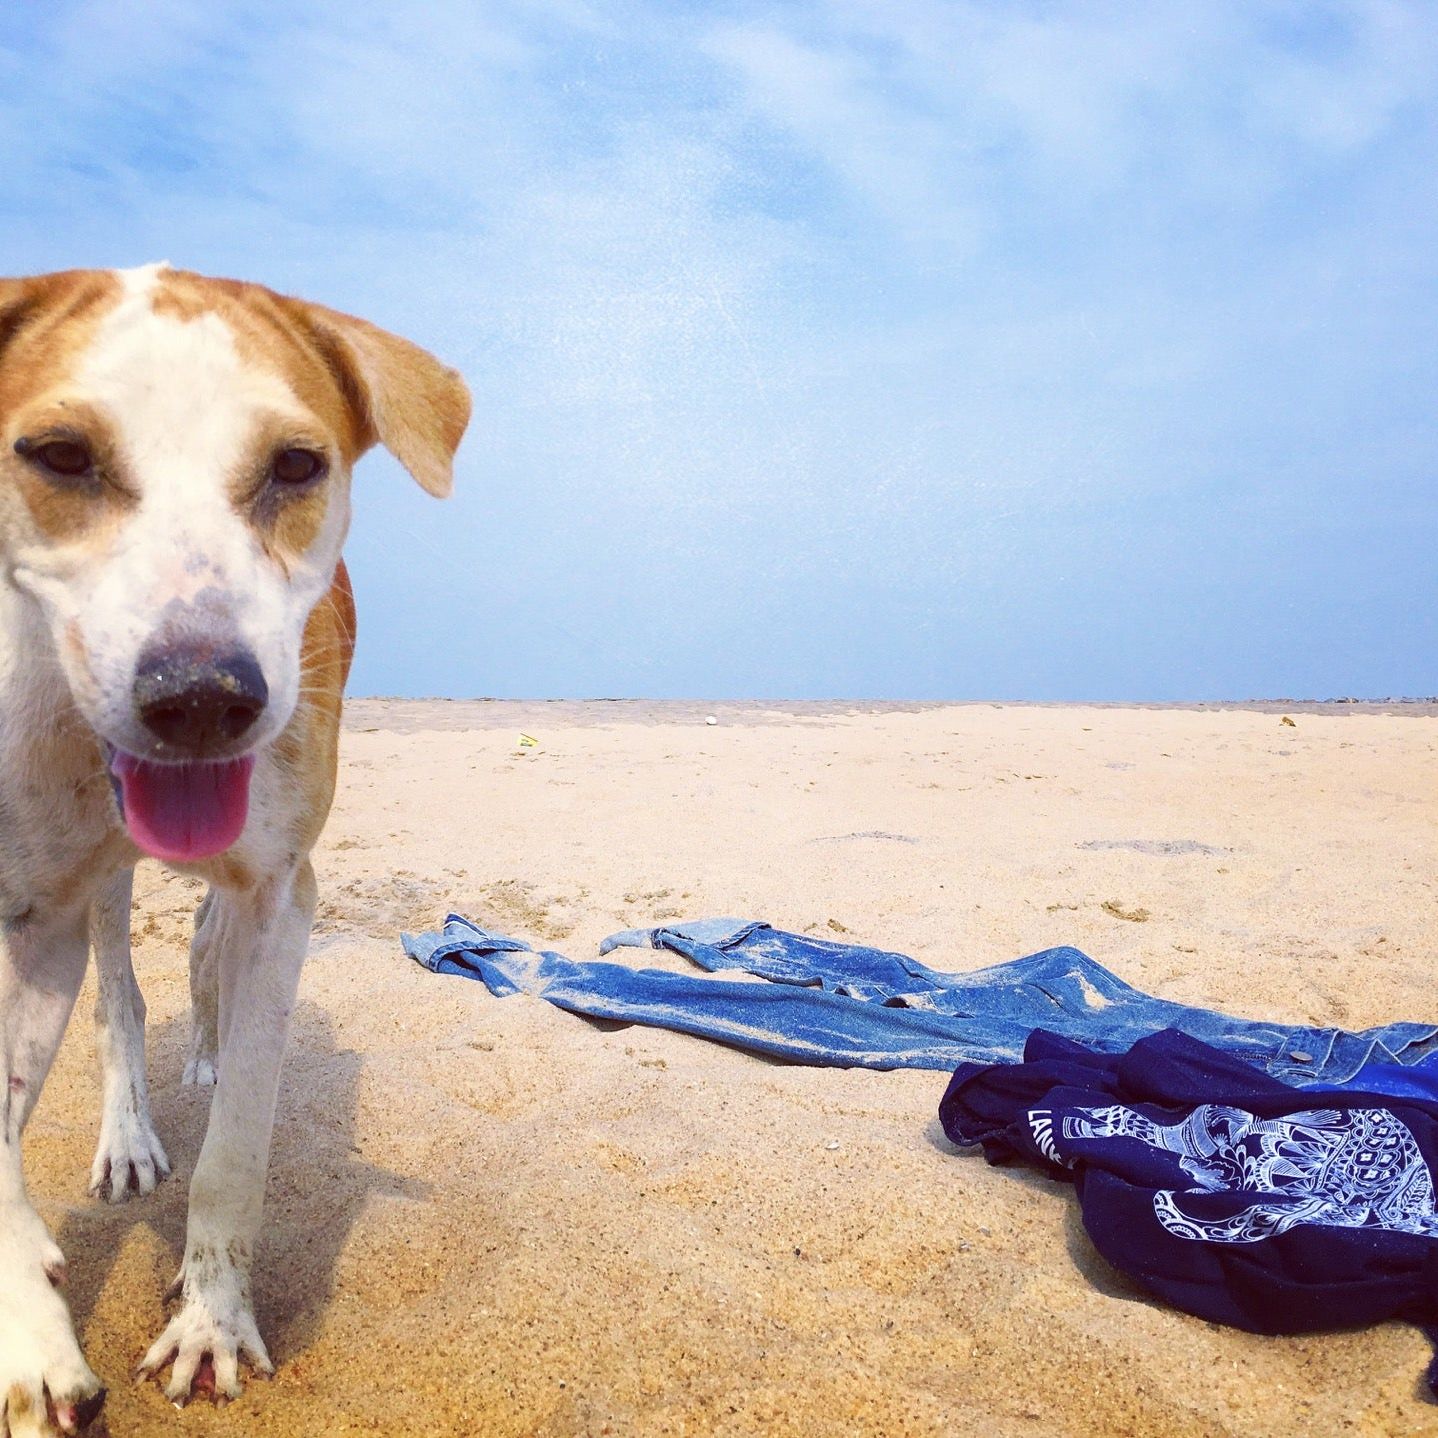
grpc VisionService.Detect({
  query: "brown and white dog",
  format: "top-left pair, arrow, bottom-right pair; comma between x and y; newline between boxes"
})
0,264 -> 469,1432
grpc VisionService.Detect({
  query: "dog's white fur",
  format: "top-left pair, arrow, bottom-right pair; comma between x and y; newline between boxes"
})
0,264 -> 468,1433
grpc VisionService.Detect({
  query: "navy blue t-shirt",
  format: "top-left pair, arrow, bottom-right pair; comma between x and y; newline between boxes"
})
940,1029 -> 1438,1345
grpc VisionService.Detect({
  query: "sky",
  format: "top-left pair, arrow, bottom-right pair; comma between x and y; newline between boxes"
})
0,0 -> 1435,699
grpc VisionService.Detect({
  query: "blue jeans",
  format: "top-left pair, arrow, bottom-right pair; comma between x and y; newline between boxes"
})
403,916 -> 1438,1084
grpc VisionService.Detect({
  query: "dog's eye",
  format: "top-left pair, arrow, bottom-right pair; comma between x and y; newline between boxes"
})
271,448 -> 326,485
17,437 -> 93,479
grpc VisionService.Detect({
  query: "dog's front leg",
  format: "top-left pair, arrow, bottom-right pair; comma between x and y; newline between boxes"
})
1,906 -> 108,1435
137,861 -> 317,1404
89,868 -> 171,1202
181,889 -> 219,1087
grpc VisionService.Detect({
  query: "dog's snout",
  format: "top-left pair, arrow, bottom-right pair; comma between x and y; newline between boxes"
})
133,644 -> 269,755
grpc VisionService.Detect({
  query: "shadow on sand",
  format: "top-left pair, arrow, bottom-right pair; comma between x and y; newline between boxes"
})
54,1000 -> 428,1367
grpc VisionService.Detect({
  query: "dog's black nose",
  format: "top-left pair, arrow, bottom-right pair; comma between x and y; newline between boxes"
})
133,645 -> 269,755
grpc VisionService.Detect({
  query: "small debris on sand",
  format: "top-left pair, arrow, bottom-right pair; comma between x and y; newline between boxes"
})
1102,899 -> 1152,922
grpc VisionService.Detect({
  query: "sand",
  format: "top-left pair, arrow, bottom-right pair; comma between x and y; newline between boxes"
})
21,701 -> 1438,1437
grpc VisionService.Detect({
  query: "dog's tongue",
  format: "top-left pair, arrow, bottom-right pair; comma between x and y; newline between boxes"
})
109,753 -> 255,862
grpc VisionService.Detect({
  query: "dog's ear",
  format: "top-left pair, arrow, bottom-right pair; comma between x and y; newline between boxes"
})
294,302 -> 471,498
0,277 -> 41,362
0,271 -> 124,379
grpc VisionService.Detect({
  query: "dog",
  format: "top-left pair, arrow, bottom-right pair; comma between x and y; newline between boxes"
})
0,263 -> 469,1431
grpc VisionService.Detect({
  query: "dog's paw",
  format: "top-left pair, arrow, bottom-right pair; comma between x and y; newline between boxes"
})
180,1034 -> 217,1087
180,1055 -> 216,1086
0,1206 -> 106,1435
136,1286 -> 272,1404
89,1098 -> 171,1203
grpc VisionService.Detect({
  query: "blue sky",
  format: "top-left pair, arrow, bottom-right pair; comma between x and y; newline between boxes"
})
1,0 -> 1435,699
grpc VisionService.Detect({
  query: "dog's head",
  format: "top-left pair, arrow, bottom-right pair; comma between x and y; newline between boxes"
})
0,263 -> 469,861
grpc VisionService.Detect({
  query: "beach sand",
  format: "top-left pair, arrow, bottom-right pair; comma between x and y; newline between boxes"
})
23,701 -> 1438,1437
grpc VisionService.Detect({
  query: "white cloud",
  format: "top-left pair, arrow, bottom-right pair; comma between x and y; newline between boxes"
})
703,0 -> 1438,231
702,21 -> 985,255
